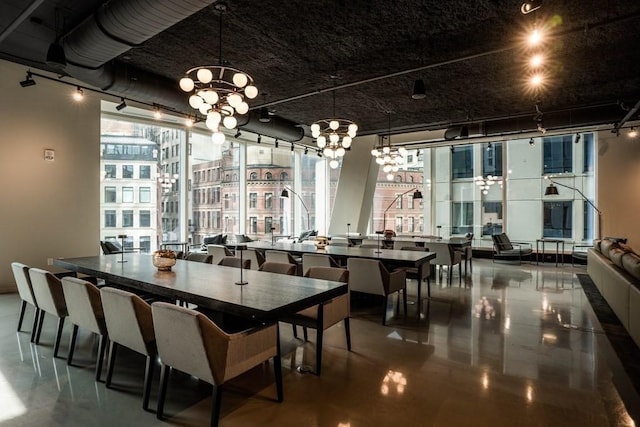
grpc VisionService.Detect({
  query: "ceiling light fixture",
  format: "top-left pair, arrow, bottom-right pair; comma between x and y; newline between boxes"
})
304,146 -> 308,155
257,135 -> 262,144
474,175 -> 503,195
259,107 -> 271,123
371,113 -> 407,181
234,130 -> 242,138
185,116 -> 194,127
72,87 -> 84,101
574,133 -> 581,144
411,78 -> 426,100
486,142 -> 492,151
115,98 -> 127,111
19,72 -> 36,87
178,2 -> 257,145
46,9 -> 66,69
153,106 -> 162,120
529,137 -> 535,147
628,127 -> 638,138
521,0 -> 542,15
275,139 -> 279,148
311,85 -> 358,169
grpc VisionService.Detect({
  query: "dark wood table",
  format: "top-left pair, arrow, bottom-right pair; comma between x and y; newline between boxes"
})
54,254 -> 347,324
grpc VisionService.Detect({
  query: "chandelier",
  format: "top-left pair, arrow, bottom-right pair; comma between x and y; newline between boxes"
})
371,113 -> 407,181
159,173 -> 179,193
310,90 -> 358,169
473,175 -> 503,194
178,2 -> 257,145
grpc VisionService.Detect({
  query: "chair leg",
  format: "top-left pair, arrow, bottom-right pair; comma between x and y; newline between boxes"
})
142,355 -> 155,411
105,341 -> 118,388
292,324 -> 298,338
67,324 -> 79,365
459,263 -> 462,285
303,327 -> 308,342
30,309 -> 40,342
35,310 -> 45,344
402,289 -> 408,316
96,334 -> 108,382
382,295 -> 388,326
344,318 -> 351,351
53,317 -> 65,358
315,328 -> 323,376
157,365 -> 171,420
17,300 -> 27,332
210,384 -> 224,427
273,354 -> 284,402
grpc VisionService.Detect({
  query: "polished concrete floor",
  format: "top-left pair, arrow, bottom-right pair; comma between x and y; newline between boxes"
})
1,259 -> 638,426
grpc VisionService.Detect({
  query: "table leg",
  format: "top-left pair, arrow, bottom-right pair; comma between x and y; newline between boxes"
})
536,241 -> 540,264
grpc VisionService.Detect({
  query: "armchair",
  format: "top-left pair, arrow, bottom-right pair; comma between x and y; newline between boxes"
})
491,233 -> 533,264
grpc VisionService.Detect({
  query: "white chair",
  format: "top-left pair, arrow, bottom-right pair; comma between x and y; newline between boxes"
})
429,241 -> 462,285
61,277 -> 109,381
206,244 -> 233,265
236,248 -> 265,270
100,287 -> 157,411
11,262 -> 39,339
346,258 -> 407,325
28,268 -> 68,358
301,253 -> 339,276
152,302 -> 283,427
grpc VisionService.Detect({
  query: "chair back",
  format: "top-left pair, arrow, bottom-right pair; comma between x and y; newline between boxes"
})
206,245 -> 233,265
265,250 -> 298,264
100,287 -> 155,356
259,262 -> 297,275
304,266 -> 349,283
346,258 -> 386,296
428,241 -> 457,265
61,277 -> 107,335
11,262 -> 36,306
393,240 -> 418,250
492,233 -> 513,252
218,256 -> 250,269
185,252 -> 213,263
360,239 -> 381,247
302,253 -> 338,275
303,267 -> 350,326
28,268 -> 67,317
101,240 -> 123,254
329,237 -> 350,246
236,248 -> 264,270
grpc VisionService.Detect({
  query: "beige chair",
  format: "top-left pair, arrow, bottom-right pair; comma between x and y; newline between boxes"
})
11,262 -> 39,339
451,234 -> 473,276
185,252 -> 213,263
265,250 -> 301,274
218,256 -> 250,269
393,240 -> 418,250
329,236 -> 350,247
61,277 -> 109,381
236,248 -> 265,270
301,253 -> 339,276
346,258 -> 407,325
206,244 -> 233,265
28,268 -> 68,358
100,287 -> 157,411
429,241 -> 462,285
152,302 -> 283,426
259,262 -> 297,276
281,267 -> 350,375
359,238 -> 382,249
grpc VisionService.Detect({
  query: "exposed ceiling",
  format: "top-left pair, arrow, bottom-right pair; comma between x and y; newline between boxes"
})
2,0 -> 640,142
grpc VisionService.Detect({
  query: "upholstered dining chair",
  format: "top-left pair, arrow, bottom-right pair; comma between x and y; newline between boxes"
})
218,256 -> 250,269
236,248 -> 265,270
301,253 -> 340,276
428,241 -> 462,285
61,277 -> 109,381
11,262 -> 39,338
185,252 -> 213,263
397,246 -> 431,287
346,258 -> 407,325
259,262 -> 297,276
281,266 -> 350,375
100,287 -> 157,411
206,244 -> 233,265
152,302 -> 283,427
393,240 -> 418,250
265,250 -> 301,274
28,268 -> 68,357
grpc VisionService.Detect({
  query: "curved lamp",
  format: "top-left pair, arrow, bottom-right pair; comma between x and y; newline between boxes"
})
544,178 -> 601,239
280,187 -> 310,231
383,188 -> 423,232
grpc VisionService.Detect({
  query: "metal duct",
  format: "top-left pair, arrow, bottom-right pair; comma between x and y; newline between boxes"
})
236,110 -> 305,142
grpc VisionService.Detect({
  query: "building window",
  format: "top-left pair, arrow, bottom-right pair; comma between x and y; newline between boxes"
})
139,165 -> 151,179
104,164 -> 116,179
104,186 -> 116,203
395,216 -> 403,233
452,202 -> 473,234
140,210 -> 151,227
408,195 -> 414,209
249,172 -> 258,180
224,194 -> 229,209
122,165 -> 134,179
105,210 -> 116,227
584,200 -> 595,241
452,145 -> 473,179
583,133 -> 594,173
122,210 -> 134,227
122,187 -> 134,203
280,172 -> 288,181
265,192 -> 273,209
249,192 -> 257,208
395,193 -> 402,209
543,135 -> 573,174
481,201 -> 503,236
544,201 -> 572,238
483,142 -> 502,177
250,217 -> 257,234
395,175 -> 402,183
265,172 -> 273,180
408,216 -> 415,233
265,216 -> 273,232
139,236 -> 151,253
139,187 -> 151,203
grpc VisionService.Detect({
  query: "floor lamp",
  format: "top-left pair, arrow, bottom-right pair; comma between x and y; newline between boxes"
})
544,178 -> 602,240
280,187 -> 310,232
383,188 -> 423,232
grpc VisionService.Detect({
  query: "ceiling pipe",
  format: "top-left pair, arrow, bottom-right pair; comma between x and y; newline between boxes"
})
0,0 -> 45,44
236,110 -> 305,142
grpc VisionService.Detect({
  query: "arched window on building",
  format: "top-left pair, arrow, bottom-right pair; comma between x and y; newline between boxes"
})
280,172 -> 288,181
265,172 -> 273,180
233,173 -> 238,181
395,175 -> 402,183
249,172 -> 258,180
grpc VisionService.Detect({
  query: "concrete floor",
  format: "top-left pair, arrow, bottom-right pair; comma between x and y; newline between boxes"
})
0,259 -> 638,426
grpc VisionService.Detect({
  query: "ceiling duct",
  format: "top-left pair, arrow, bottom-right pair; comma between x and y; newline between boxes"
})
236,110 -> 305,142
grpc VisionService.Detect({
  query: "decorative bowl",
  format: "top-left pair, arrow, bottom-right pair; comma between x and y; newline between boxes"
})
152,250 -> 177,271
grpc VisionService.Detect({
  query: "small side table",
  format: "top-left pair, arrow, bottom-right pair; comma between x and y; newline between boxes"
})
536,238 -> 565,267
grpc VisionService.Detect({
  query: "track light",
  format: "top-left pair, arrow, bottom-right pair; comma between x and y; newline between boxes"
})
290,142 -> 294,152
304,146 -> 308,155
411,78 -> 426,100
153,107 -> 162,120
115,98 -> 127,111
234,130 -> 242,138
185,116 -> 194,127
46,41 -> 67,68
629,127 -> 638,138
486,142 -> 492,151
275,139 -> 279,148
257,135 -> 262,144
521,0 -> 542,14
72,87 -> 84,101
20,72 -> 36,87
259,107 -> 271,123
529,137 -> 535,147
450,146 -> 455,153
574,133 -> 581,144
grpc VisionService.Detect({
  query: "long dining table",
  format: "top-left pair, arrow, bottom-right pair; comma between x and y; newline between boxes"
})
54,254 -> 347,324
244,241 -> 436,312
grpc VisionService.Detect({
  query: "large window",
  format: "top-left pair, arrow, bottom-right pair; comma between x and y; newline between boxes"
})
544,201 -> 572,238
265,192 -> 273,209
105,210 -> 116,227
584,200 -> 594,241
122,165 -> 134,178
543,135 -> 573,174
140,165 -> 151,179
139,236 -> 151,253
452,145 -> 473,179
140,210 -> 151,227
122,187 -> 134,203
104,164 -> 116,179
139,187 -> 151,203
249,192 -> 257,208
483,142 -> 502,177
583,133 -> 594,173
104,186 -> 116,203
122,210 -> 134,227
452,202 -> 473,234
481,201 -> 502,236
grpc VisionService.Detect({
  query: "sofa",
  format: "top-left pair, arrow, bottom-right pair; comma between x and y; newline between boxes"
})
587,238 -> 640,348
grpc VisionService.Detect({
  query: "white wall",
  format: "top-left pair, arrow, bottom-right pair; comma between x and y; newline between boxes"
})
0,60 -> 100,292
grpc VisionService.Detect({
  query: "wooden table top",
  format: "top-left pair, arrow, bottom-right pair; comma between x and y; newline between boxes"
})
54,254 -> 347,322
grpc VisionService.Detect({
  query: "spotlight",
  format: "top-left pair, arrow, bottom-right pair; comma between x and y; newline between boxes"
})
19,72 -> 36,87
115,98 -> 127,111
528,28 -> 543,46
290,143 -> 294,152
529,137 -> 535,147
450,146 -> 455,153
574,133 -> 581,144
72,87 -> 84,101
629,127 -> 638,138
275,139 -> 279,148
529,73 -> 544,87
411,78 -> 426,100
317,150 -> 322,157
154,107 -> 162,120
529,53 -> 544,68
257,135 -> 262,144
185,117 -> 194,127
234,130 -> 242,138
259,107 -> 271,123
304,146 -> 309,155
486,142 -> 492,151
521,0 -> 542,14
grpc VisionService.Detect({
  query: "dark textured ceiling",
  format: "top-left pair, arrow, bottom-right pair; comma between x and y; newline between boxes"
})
2,0 -> 640,138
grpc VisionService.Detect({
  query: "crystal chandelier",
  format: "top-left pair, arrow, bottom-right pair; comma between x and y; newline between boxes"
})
178,3 -> 257,145
371,113 -> 407,181
310,90 -> 358,169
